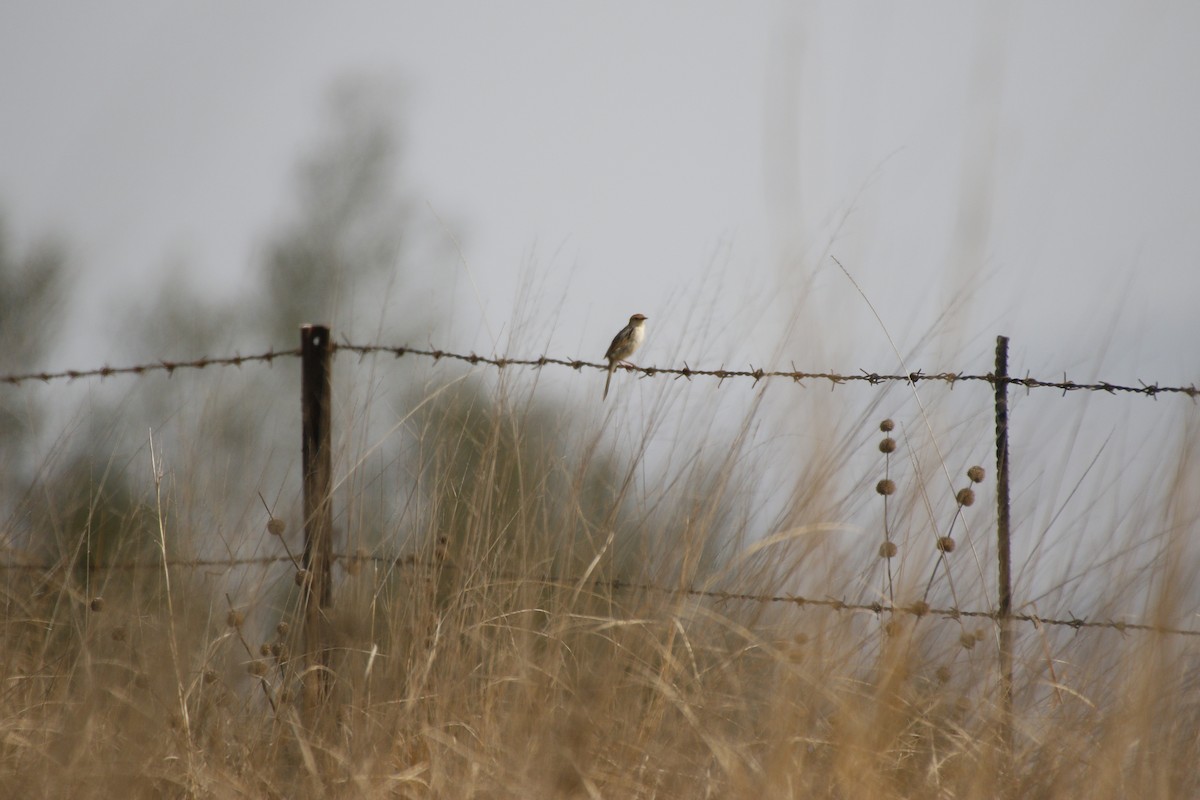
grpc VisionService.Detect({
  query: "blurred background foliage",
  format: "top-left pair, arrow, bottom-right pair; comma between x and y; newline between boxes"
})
0,75 -> 657,612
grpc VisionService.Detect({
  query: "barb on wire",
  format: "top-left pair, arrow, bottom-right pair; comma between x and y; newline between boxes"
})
7,551 -> 1198,638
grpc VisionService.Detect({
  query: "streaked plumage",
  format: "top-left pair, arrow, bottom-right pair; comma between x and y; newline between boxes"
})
603,313 -> 647,400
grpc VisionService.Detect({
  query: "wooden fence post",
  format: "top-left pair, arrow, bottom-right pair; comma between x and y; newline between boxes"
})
993,335 -> 1014,746
301,324 -> 333,711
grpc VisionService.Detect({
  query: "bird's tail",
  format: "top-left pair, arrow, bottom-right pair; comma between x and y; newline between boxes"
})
603,363 -> 615,400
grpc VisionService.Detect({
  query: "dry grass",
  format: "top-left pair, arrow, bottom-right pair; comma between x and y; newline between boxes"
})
2,363 -> 1198,800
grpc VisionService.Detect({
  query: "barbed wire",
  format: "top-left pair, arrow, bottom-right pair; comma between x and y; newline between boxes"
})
6,551 -> 1196,638
0,349 -> 302,385
7,340 -> 1190,398
337,342 -> 1200,398
0,555 -> 296,571
4,341 -> 1194,398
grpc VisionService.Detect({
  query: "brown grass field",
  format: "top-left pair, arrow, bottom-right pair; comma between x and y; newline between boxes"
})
2,361 -> 1198,799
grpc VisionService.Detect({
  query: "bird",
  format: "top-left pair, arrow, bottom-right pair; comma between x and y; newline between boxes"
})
603,313 -> 647,400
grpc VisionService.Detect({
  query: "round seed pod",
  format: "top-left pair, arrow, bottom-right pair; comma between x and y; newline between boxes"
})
267,517 -> 286,536
259,643 -> 271,657
937,536 -> 956,553
226,609 -> 244,629
247,660 -> 268,678
878,541 -> 898,559
276,621 -> 290,637
966,466 -> 985,484
879,437 -> 897,454
936,666 -> 952,684
89,596 -> 105,613
294,569 -> 311,587
876,479 -> 896,496
956,488 -> 976,507
959,631 -> 977,650
203,669 -> 218,684
879,419 -> 895,432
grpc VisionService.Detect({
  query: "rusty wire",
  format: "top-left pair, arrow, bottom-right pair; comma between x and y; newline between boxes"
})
0,349 -> 301,385
6,551 -> 1196,638
336,342 -> 1200,398
1,341 -> 1196,398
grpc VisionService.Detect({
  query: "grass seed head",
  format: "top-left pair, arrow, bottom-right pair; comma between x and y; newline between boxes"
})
880,418 -> 895,432
937,536 -> 956,553
879,437 -> 897,454
956,487 -> 976,507
876,479 -> 896,496
967,465 -> 985,483
276,621 -> 290,637
267,517 -> 286,536
879,541 -> 898,558
89,596 -> 105,612
226,609 -> 244,629
345,546 -> 368,576
247,660 -> 268,678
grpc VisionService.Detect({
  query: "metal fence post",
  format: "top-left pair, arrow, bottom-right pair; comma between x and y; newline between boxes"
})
993,335 -> 1014,746
301,324 -> 333,710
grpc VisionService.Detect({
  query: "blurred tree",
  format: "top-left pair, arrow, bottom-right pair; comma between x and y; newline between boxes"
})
0,217 -> 70,498
102,75 -> 440,525
10,72 -> 667,628
258,75 -> 427,345
0,218 -> 157,631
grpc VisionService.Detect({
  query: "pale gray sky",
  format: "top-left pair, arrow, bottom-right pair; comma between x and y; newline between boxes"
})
1,2 -> 1197,386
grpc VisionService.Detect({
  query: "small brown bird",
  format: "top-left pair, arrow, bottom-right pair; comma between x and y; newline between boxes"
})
603,313 -> 647,400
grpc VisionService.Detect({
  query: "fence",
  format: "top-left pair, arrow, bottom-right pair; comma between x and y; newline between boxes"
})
3,325 -> 1198,724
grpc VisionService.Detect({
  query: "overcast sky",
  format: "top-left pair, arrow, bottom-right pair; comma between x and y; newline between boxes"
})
1,2 -> 1197,387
